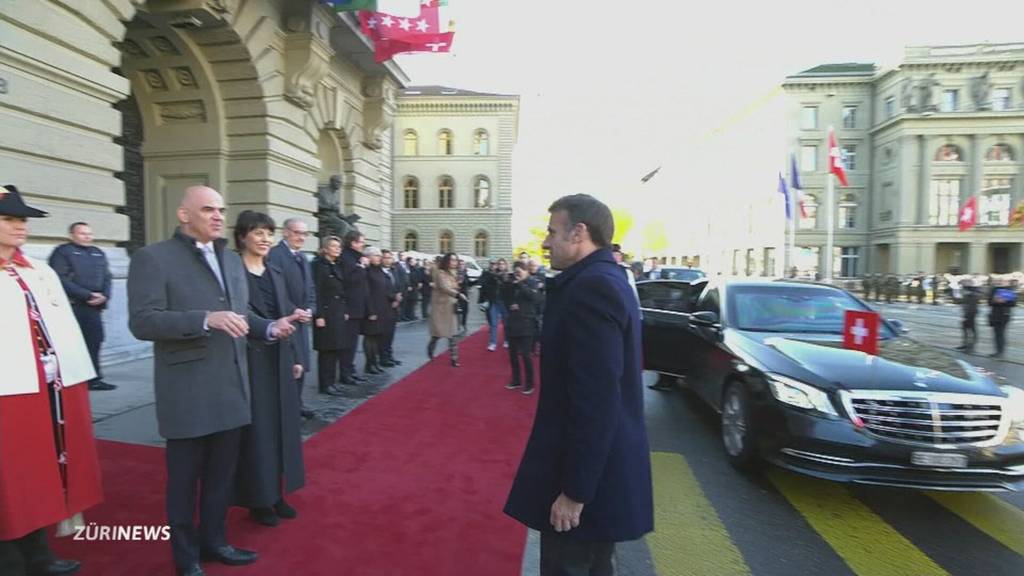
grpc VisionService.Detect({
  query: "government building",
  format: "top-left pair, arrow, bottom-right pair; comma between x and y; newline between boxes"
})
784,43 -> 1024,278
0,0 -> 517,363
390,86 -> 518,260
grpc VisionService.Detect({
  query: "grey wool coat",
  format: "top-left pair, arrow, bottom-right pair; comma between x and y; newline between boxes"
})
127,229 -> 272,440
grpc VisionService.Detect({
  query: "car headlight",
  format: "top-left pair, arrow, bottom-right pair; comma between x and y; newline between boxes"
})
1002,386 -> 1024,441
766,374 -> 838,416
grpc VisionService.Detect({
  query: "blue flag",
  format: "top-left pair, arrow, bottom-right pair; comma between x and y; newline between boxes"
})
778,173 -> 791,220
789,153 -> 802,191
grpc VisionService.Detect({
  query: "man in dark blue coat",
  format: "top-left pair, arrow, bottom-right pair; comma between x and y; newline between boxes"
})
505,194 -> 653,575
338,230 -> 369,385
49,221 -> 116,391
268,218 -> 315,418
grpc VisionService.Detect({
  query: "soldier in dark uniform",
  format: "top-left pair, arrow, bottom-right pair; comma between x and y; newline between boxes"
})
48,222 -> 116,391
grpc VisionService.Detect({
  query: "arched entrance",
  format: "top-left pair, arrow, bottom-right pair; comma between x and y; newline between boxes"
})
114,4 -> 269,244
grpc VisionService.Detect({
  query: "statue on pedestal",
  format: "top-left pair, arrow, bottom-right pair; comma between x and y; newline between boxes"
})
316,175 -> 361,240
917,73 -> 940,112
971,71 -> 992,111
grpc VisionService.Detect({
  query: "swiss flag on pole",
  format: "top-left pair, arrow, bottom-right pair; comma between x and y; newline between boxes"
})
828,127 -> 848,187
843,310 -> 880,355
959,195 -> 978,231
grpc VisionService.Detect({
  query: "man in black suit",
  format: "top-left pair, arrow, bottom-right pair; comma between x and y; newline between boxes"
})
379,249 -> 402,367
338,230 -> 368,385
128,186 -> 295,576
393,251 -> 411,321
403,256 -> 420,320
268,218 -> 315,418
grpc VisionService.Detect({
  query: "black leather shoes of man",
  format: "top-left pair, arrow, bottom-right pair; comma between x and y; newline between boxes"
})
274,499 -> 297,519
364,364 -> 383,375
28,558 -> 81,576
322,385 -> 345,397
350,373 -> 368,383
177,564 -> 204,576
250,507 -> 279,527
87,381 -> 117,391
200,545 -> 258,566
300,408 -> 316,419
379,359 -> 396,368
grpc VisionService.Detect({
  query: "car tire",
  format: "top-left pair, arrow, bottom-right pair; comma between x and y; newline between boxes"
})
721,382 -> 762,472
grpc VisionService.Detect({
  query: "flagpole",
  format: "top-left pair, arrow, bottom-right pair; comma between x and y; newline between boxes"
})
825,164 -> 835,283
789,182 -> 796,277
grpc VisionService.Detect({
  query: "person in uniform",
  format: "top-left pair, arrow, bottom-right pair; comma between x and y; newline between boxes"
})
0,185 -> 103,576
48,222 -> 116,391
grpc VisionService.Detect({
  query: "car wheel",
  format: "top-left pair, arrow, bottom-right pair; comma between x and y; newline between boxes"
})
721,382 -> 762,472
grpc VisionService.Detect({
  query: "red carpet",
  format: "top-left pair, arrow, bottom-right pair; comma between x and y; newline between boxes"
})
51,327 -> 539,575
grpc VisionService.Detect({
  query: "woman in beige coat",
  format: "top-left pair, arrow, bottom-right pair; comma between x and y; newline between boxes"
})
428,253 -> 468,367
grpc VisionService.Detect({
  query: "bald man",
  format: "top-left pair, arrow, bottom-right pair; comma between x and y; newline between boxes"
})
128,186 -> 294,576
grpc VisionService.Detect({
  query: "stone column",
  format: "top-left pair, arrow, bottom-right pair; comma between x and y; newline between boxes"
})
968,241 -> 987,275
898,135 -> 919,226
917,135 -> 931,225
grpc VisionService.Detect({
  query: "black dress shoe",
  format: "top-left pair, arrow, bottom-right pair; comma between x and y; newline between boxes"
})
364,365 -> 383,375
390,358 -> 403,365
87,380 -> 117,391
322,385 -> 345,396
177,564 -> 205,576
350,373 -> 368,383
379,359 -> 396,368
300,408 -> 315,419
450,359 -> 460,367
274,499 -> 297,519
28,559 -> 81,576
200,545 -> 258,566
250,507 -> 279,527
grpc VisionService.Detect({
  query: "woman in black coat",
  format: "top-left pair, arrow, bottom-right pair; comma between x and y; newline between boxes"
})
504,261 -> 540,393
233,211 -> 306,527
312,236 -> 346,396
362,246 -> 390,374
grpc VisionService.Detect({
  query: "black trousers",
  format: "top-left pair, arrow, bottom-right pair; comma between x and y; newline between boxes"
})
363,334 -> 380,368
961,319 -> 977,350
540,531 -> 615,576
72,304 -> 104,383
165,428 -> 242,570
382,311 -> 398,359
317,349 -> 342,390
339,318 -> 363,378
508,336 -> 534,388
0,529 -> 54,576
420,295 -> 430,318
402,293 -> 418,320
993,321 -> 1008,354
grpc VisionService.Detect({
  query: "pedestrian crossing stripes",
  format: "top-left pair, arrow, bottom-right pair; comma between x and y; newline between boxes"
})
647,452 -> 751,575
926,491 -> 1024,556
646,451 -> 1023,576
768,469 -> 948,576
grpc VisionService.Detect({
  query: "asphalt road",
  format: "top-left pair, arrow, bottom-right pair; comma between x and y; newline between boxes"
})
633,368 -> 1024,576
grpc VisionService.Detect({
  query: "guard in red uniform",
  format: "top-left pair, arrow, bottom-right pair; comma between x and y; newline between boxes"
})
0,185 -> 103,576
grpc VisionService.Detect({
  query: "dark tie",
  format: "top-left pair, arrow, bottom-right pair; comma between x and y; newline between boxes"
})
295,252 -> 306,280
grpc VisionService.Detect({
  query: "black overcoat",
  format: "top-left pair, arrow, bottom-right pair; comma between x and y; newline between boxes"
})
236,263 -> 306,508
504,249 -> 653,542
363,265 -> 389,336
312,256 -> 346,351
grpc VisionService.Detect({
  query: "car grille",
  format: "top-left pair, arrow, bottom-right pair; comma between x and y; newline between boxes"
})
842,391 -> 1008,447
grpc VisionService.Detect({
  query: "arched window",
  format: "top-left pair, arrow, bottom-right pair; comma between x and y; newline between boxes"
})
838,194 -> 857,229
403,130 -> 418,156
403,176 -> 419,208
438,129 -> 453,155
438,176 -> 454,208
474,232 -> 489,258
935,144 -> 963,162
439,230 -> 453,254
980,178 -> 1012,226
473,176 -> 491,208
404,231 -> 418,252
986,144 -> 1015,162
799,194 -> 818,230
473,129 -> 490,155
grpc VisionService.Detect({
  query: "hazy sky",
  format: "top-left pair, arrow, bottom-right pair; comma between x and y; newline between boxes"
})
377,0 -> 1024,247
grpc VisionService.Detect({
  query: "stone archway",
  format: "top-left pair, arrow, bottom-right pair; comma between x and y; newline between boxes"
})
115,1 -> 273,244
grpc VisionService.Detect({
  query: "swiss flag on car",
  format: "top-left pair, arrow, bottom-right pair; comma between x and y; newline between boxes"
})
843,310 -> 880,355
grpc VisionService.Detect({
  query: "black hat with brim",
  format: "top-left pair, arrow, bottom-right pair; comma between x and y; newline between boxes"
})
0,185 -> 49,218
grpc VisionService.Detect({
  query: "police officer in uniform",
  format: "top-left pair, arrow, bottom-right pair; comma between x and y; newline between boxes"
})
48,222 -> 116,391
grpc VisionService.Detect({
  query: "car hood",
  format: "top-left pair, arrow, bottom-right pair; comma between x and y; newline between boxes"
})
733,332 -> 1001,395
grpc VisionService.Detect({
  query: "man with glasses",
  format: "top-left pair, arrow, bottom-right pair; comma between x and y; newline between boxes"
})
269,219 -> 315,418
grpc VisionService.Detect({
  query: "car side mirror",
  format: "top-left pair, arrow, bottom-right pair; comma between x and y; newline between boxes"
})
690,311 -> 720,328
888,319 -> 909,335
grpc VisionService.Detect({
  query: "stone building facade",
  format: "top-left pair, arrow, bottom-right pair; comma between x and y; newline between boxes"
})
390,86 -> 519,261
1,0 -> 408,361
784,43 -> 1024,277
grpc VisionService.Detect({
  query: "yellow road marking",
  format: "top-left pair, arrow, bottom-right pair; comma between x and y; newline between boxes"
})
768,469 -> 948,576
926,491 -> 1024,556
646,452 -> 750,575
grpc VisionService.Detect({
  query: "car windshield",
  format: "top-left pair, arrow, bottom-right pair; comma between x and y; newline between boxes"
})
658,268 -> 706,281
728,285 -> 895,338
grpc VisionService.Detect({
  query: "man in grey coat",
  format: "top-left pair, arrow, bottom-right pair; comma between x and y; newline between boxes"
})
128,186 -> 295,576
268,218 -> 315,418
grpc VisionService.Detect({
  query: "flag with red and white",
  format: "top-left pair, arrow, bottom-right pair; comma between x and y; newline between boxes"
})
843,310 -> 880,355
372,32 -> 454,62
828,127 -> 848,187
360,0 -> 449,41
959,195 -> 978,231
